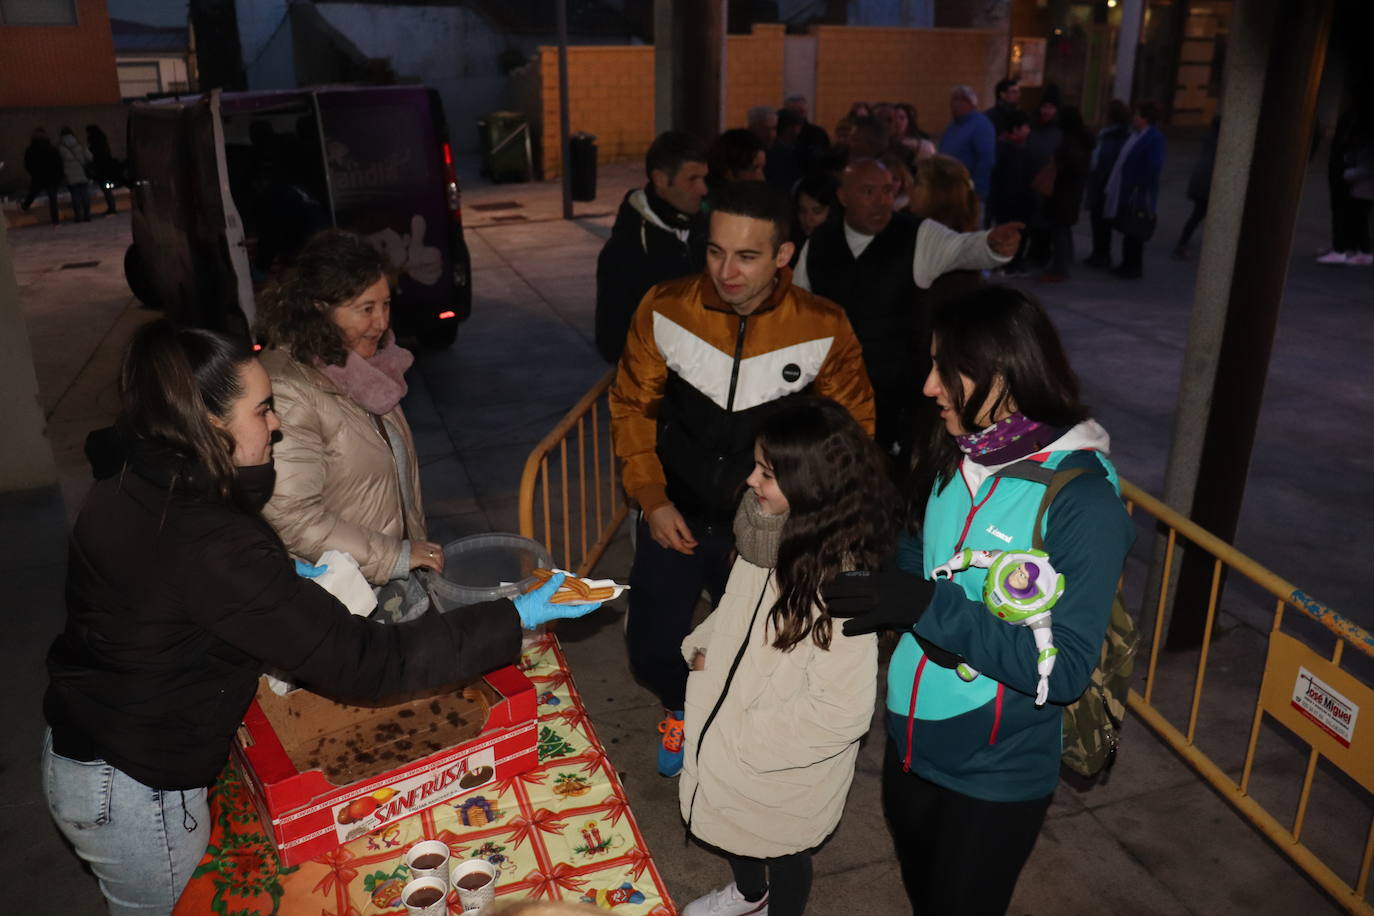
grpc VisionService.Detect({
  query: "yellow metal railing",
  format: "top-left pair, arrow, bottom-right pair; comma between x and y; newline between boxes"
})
518,369 -> 627,577
517,376 -> 1373,912
1120,479 -> 1374,915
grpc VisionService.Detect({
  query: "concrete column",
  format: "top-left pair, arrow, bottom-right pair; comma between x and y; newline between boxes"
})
189,0 -> 247,91
0,221 -> 58,492
1157,0 -> 1332,647
556,0 -> 573,220
681,0 -> 725,143
654,0 -> 677,136
1112,0 -> 1144,103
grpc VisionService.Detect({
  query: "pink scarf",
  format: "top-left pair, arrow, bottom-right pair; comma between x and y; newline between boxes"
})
317,331 -> 415,415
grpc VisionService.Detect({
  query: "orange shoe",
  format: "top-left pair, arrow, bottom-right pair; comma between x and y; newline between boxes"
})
657,709 -> 685,776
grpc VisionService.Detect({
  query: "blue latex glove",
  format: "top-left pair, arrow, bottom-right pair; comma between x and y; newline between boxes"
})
294,559 -> 327,579
512,572 -> 602,629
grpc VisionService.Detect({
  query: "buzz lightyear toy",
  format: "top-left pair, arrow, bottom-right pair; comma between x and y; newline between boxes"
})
931,548 -> 1065,707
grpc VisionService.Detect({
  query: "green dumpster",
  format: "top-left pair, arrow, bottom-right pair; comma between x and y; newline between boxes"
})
478,111 -> 532,183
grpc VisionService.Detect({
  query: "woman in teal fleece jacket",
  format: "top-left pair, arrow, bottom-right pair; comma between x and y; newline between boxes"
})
826,286 -> 1133,914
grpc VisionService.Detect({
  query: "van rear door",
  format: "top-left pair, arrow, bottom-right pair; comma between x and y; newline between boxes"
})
126,91 -> 254,339
316,87 -> 466,341
187,90 -> 256,333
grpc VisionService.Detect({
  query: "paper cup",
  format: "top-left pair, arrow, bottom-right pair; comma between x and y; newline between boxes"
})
451,858 -> 498,912
401,875 -> 449,916
405,840 -> 451,883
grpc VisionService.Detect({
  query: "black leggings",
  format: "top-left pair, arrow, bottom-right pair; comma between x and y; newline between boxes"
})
882,742 -> 1052,915
725,850 -> 813,916
1176,198 -> 1208,251
1329,172 -> 1372,253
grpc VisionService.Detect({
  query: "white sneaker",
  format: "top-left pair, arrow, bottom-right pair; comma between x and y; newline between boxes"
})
1316,250 -> 1351,265
1348,252 -> 1373,267
681,882 -> 769,916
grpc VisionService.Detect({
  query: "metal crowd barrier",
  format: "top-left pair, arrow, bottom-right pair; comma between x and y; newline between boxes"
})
516,374 -> 1372,913
1120,480 -> 1373,914
517,369 -> 626,576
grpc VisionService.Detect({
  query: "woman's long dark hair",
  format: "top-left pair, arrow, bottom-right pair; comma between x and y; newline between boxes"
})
906,287 -> 1089,522
120,320 -> 253,502
254,229 -> 388,366
759,398 -> 901,651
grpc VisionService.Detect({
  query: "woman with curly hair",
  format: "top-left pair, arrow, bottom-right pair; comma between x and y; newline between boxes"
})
254,229 -> 439,622
676,398 -> 901,916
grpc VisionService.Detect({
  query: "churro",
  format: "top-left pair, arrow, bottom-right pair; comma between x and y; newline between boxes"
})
525,568 -> 620,604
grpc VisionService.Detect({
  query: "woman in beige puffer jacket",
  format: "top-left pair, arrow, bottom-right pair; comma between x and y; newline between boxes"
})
255,230 -> 444,602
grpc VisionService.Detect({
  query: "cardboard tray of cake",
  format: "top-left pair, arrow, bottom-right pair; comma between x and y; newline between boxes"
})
232,665 -> 537,866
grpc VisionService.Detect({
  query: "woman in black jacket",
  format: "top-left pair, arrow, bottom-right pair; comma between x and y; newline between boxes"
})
42,321 -> 595,915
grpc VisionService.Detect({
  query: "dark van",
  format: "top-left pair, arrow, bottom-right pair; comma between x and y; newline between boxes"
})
124,86 -> 471,347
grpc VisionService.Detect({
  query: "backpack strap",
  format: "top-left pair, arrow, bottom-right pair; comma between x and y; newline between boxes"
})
991,461 -> 1057,485
1031,467 -> 1094,551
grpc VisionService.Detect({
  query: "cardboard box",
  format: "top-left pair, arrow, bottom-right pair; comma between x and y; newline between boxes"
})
233,666 -> 537,866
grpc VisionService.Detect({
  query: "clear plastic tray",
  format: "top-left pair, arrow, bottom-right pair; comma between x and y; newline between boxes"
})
429,533 -> 553,611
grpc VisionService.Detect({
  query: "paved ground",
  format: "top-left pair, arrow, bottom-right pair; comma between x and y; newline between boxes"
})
4,139 -> 1369,913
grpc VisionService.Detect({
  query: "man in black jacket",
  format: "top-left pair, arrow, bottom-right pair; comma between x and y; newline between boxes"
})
985,78 -> 1022,139
20,127 -> 64,225
794,158 -> 1023,458
595,131 -> 708,363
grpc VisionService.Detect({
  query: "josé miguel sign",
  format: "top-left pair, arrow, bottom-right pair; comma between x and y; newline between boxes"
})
1291,666 -> 1358,748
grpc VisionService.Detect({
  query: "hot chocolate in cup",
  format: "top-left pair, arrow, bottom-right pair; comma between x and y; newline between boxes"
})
401,875 -> 449,916
451,858 -> 498,912
405,840 -> 451,884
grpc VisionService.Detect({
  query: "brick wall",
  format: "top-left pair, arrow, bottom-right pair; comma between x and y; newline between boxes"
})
0,0 -> 120,108
537,45 -> 655,179
813,25 -> 1004,141
533,23 -> 1005,177
723,24 -> 786,132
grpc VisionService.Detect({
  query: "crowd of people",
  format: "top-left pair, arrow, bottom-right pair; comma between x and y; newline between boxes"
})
596,89 -> 1135,916
51,81 -> 1372,916
19,124 -> 121,225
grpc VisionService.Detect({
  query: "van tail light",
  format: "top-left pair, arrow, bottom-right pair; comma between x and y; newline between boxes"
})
437,310 -> 456,320
442,142 -> 462,224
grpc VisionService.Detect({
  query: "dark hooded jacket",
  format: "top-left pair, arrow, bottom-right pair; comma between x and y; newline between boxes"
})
45,433 -> 521,790
24,136 -> 63,186
595,186 -> 706,363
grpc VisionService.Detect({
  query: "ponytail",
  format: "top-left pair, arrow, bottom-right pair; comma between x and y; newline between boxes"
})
119,321 -> 252,502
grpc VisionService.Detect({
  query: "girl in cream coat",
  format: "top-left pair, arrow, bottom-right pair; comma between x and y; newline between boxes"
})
678,399 -> 901,916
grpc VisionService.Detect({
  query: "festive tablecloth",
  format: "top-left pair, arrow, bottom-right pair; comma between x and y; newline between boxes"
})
174,634 -> 677,915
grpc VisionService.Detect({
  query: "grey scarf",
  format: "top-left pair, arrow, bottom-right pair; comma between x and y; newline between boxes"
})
733,494 -> 787,569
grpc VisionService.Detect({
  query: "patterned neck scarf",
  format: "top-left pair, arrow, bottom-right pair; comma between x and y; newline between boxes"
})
955,412 -> 1066,466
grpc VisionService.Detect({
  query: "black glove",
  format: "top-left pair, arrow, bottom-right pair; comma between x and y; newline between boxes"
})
823,566 -> 936,637
915,633 -> 967,670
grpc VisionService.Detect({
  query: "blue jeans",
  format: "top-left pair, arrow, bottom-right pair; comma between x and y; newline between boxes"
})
625,513 -> 733,711
68,181 -> 92,221
42,730 -> 210,915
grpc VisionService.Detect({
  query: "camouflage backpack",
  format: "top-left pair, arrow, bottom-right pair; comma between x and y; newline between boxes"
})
1022,465 -> 1141,777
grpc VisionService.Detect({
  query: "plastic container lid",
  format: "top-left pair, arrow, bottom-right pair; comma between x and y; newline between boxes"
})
429,533 -> 553,610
